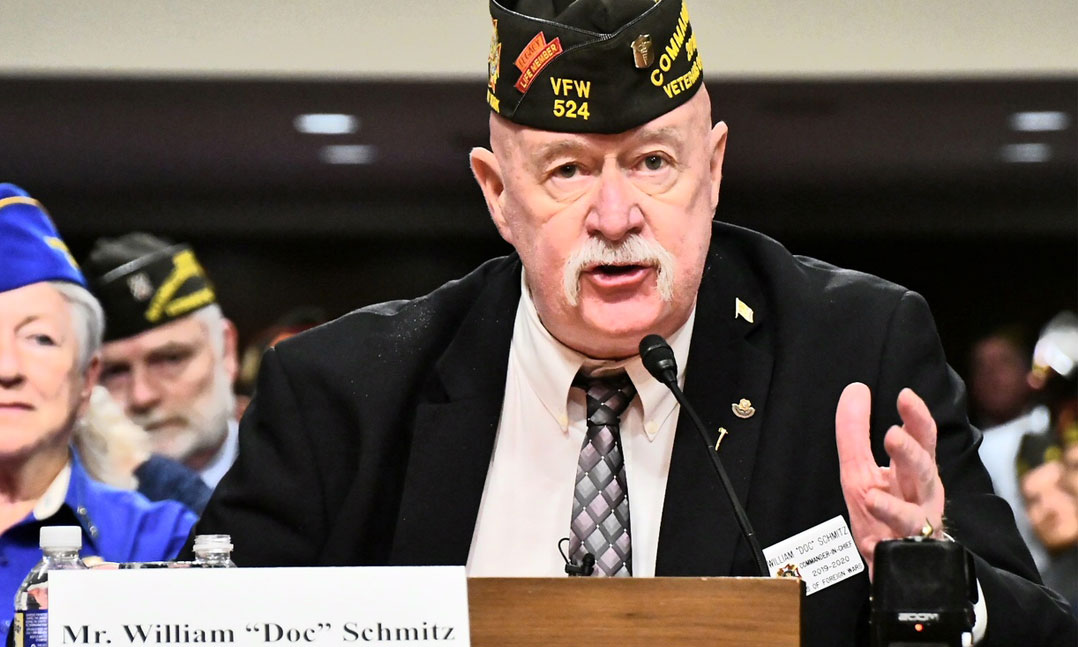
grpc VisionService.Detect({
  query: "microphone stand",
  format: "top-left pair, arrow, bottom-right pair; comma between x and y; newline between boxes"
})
639,335 -> 769,576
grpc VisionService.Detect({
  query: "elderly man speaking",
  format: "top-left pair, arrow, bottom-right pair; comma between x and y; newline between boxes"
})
0,184 -> 196,639
193,1 -> 1076,644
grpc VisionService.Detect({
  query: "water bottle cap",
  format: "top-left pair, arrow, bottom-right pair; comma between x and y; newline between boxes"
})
193,534 -> 233,552
40,526 -> 82,550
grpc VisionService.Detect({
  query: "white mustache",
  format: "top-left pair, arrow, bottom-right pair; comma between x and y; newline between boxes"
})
562,235 -> 676,306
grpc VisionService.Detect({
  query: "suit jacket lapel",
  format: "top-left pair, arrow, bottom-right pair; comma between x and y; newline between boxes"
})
389,259 -> 522,566
656,233 -> 774,576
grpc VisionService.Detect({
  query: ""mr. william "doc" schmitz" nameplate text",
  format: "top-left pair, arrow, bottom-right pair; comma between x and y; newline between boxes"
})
48,566 -> 470,646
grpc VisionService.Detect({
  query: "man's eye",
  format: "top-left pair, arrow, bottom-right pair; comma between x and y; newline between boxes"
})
29,334 -> 57,346
555,163 -> 579,179
642,155 -> 665,171
155,352 -> 188,366
100,365 -> 129,381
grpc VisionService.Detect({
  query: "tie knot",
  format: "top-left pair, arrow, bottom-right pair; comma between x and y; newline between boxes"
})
573,372 -> 637,426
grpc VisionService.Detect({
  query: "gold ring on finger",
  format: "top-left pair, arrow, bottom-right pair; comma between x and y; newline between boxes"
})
920,518 -> 934,538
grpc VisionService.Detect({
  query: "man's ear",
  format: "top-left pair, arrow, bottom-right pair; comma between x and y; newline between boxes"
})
221,318 -> 240,383
707,121 -> 729,210
470,147 -> 513,245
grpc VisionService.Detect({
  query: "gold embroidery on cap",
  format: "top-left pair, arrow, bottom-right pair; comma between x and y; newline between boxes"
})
44,237 -> 79,271
144,250 -> 213,323
487,19 -> 501,92
486,19 -> 502,112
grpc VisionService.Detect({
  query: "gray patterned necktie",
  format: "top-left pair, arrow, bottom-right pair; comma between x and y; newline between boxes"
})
568,371 -> 637,576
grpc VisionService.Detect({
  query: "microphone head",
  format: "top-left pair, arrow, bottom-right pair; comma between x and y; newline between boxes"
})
581,553 -> 595,576
639,334 -> 678,385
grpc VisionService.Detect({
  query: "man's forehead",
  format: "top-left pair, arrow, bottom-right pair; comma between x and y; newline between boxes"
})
102,314 -> 208,359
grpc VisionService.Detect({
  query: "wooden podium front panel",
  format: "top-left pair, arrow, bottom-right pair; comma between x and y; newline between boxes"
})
468,577 -> 802,647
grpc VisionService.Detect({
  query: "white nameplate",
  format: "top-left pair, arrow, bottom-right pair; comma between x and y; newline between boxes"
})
49,566 -> 469,645
762,515 -> 864,595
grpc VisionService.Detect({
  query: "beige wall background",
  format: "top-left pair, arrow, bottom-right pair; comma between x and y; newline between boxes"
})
2,1 -> 1075,79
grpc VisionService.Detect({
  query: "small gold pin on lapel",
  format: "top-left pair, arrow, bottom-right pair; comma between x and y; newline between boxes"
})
714,427 -> 729,451
732,398 -> 755,419
735,298 -> 754,323
630,34 -> 654,68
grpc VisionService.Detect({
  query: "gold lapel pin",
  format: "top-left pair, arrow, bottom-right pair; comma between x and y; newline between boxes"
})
732,398 -> 755,419
714,427 -> 729,451
735,298 -> 754,323
630,34 -> 654,68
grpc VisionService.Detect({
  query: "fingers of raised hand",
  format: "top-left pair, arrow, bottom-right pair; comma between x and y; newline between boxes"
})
884,425 -> 940,505
896,388 -> 937,461
836,382 -> 874,476
865,488 -> 940,539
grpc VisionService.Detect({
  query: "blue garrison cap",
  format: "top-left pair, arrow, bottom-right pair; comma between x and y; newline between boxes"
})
0,183 -> 86,293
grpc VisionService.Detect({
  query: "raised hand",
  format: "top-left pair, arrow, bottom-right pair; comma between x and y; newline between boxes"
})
835,382 -> 946,579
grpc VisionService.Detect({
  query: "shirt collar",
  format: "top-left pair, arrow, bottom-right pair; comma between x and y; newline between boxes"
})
198,419 -> 239,488
31,451 -> 104,553
32,459 -> 71,520
514,270 -> 695,440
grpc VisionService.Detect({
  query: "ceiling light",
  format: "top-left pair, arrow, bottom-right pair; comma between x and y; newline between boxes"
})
319,144 -> 377,165
295,113 -> 359,135
999,143 -> 1051,164
1009,111 -> 1070,132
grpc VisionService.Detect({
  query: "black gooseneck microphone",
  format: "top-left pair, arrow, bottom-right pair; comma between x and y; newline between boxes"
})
639,334 -> 770,577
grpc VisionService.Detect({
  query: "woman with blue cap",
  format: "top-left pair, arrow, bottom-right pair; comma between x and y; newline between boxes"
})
0,184 -> 197,639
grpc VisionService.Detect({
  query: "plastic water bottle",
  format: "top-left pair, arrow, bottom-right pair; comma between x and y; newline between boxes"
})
192,534 -> 236,568
13,526 -> 87,647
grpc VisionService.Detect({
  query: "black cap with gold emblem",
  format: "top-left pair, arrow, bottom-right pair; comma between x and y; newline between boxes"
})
486,0 -> 703,134
84,233 -> 218,342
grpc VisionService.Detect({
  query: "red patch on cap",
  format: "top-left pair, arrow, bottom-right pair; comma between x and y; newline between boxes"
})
514,32 -> 563,93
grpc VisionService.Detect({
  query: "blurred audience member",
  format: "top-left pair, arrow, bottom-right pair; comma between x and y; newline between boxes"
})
234,307 -> 326,420
969,326 -> 1034,429
975,325 -> 1049,567
75,386 -> 211,513
1063,423 -> 1078,501
1017,432 -> 1078,615
0,184 -> 196,638
84,234 -> 239,489
1034,312 -> 1078,500
1005,311 -> 1078,600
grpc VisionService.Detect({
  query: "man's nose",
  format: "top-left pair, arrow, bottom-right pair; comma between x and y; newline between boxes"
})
585,164 -> 644,242
126,366 -> 162,415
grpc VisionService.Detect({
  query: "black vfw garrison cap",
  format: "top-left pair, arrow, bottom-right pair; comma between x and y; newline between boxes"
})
486,0 -> 704,134
84,233 -> 217,342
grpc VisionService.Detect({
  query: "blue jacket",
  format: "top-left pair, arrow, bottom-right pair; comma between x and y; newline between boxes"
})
135,454 -> 212,514
0,452 -> 196,638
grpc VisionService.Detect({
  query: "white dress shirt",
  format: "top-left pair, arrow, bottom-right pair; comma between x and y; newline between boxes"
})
199,418 -> 239,489
467,272 -> 695,576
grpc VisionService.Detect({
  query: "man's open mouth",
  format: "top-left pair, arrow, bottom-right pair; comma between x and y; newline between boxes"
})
590,263 -> 650,276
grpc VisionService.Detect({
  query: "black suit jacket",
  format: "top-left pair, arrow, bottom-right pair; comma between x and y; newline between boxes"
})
196,222 -> 1076,646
